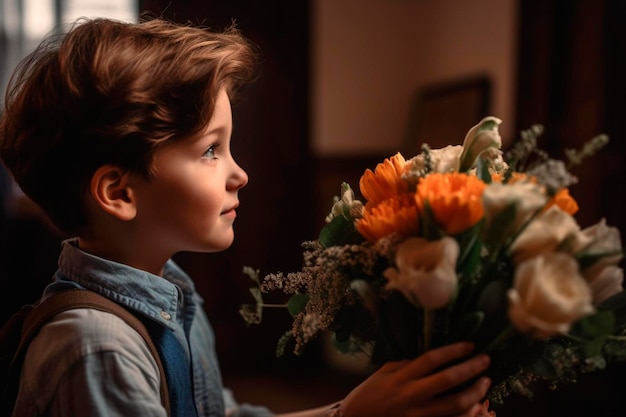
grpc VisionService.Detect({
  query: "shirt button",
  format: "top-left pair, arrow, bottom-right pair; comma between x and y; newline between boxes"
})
160,310 -> 172,320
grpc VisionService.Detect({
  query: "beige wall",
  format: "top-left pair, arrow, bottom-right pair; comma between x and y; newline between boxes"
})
311,0 -> 519,156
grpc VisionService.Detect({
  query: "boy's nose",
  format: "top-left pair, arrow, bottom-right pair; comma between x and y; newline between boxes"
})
228,163 -> 248,191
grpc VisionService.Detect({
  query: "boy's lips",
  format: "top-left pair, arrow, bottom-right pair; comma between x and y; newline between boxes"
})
221,203 -> 239,216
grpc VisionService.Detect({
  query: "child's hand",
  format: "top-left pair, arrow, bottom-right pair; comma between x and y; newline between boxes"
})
339,342 -> 491,417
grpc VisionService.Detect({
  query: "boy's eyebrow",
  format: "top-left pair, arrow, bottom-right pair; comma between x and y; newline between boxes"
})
201,125 -> 231,139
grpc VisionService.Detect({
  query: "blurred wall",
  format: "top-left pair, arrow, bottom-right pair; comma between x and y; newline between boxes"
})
312,0 -> 519,156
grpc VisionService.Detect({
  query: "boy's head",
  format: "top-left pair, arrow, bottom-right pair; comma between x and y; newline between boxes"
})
0,17 -> 256,235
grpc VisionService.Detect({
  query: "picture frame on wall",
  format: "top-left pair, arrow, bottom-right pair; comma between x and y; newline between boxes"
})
402,75 -> 491,155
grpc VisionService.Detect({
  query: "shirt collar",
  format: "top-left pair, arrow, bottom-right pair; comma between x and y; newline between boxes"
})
52,238 -> 200,330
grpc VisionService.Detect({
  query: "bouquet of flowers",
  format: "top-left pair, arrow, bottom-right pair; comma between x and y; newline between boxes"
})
240,116 -> 626,408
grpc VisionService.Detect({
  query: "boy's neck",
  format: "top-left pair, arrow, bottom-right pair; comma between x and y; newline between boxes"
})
78,236 -> 168,277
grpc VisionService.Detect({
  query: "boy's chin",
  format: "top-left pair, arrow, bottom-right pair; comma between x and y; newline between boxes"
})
198,236 -> 235,253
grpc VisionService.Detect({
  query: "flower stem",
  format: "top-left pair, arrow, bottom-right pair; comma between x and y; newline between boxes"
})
423,309 -> 434,352
483,325 -> 516,354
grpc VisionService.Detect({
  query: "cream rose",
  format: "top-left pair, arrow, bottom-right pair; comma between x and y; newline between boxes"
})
587,266 -> 624,305
383,237 -> 459,309
564,218 -> 623,304
573,218 -> 623,268
405,145 -> 464,179
509,205 -> 581,264
482,181 -> 547,245
429,145 -> 464,173
507,252 -> 594,338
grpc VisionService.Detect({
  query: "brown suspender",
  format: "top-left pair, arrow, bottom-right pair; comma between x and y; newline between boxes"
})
14,289 -> 171,415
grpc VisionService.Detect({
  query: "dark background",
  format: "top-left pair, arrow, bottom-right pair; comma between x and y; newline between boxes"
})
1,0 -> 626,414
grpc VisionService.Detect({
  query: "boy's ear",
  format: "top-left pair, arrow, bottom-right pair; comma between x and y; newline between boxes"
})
90,165 -> 137,221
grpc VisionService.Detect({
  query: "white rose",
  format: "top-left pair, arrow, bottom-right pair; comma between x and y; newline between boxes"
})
507,252 -> 594,338
383,237 -> 459,309
406,145 -> 463,177
572,218 -> 623,269
429,145 -> 464,173
588,266 -> 624,305
459,116 -> 503,172
563,218 -> 624,304
580,218 -> 623,251
482,181 -> 547,245
509,205 -> 581,264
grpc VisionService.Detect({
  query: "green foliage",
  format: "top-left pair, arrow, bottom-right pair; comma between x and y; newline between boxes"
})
287,294 -> 309,317
576,250 -> 624,271
455,222 -> 483,279
419,200 -> 444,241
577,311 -> 615,357
318,215 -> 363,248
598,290 -> 626,331
476,156 -> 493,183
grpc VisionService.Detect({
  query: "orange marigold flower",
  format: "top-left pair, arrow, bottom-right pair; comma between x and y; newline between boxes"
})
356,193 -> 419,243
359,152 -> 409,206
416,173 -> 487,235
547,188 -> 579,215
491,171 -> 531,183
490,172 -> 504,182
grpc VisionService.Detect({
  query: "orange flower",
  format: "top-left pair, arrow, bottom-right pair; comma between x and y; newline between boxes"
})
359,152 -> 409,206
491,171 -> 531,184
356,193 -> 419,242
415,173 -> 487,235
547,188 -> 579,215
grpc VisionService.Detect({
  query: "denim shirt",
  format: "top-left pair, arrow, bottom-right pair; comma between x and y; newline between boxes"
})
12,239 -> 272,417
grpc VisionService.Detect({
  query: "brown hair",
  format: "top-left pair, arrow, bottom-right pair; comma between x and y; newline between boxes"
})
0,17 -> 257,234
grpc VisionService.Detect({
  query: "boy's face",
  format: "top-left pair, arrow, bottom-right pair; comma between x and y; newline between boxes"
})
131,88 -> 248,256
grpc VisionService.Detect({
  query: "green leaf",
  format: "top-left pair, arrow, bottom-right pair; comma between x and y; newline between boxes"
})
582,338 -> 606,358
287,293 -> 309,317
449,311 -> 485,342
476,156 -> 492,183
455,222 -> 483,277
597,291 -> 626,332
576,250 -> 623,271
420,200 -> 445,240
580,311 -> 615,338
572,311 -> 615,357
318,215 -> 363,248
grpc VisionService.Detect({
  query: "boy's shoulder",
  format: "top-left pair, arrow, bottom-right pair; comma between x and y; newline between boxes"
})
28,307 -> 160,372
1,292 -> 164,414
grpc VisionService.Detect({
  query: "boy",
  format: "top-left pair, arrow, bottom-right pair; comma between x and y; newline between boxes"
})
0,17 -> 491,417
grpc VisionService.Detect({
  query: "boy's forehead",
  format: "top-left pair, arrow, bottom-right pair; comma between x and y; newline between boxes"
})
203,89 -> 232,133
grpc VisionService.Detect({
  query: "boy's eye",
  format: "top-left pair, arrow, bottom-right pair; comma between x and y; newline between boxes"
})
202,145 -> 218,159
